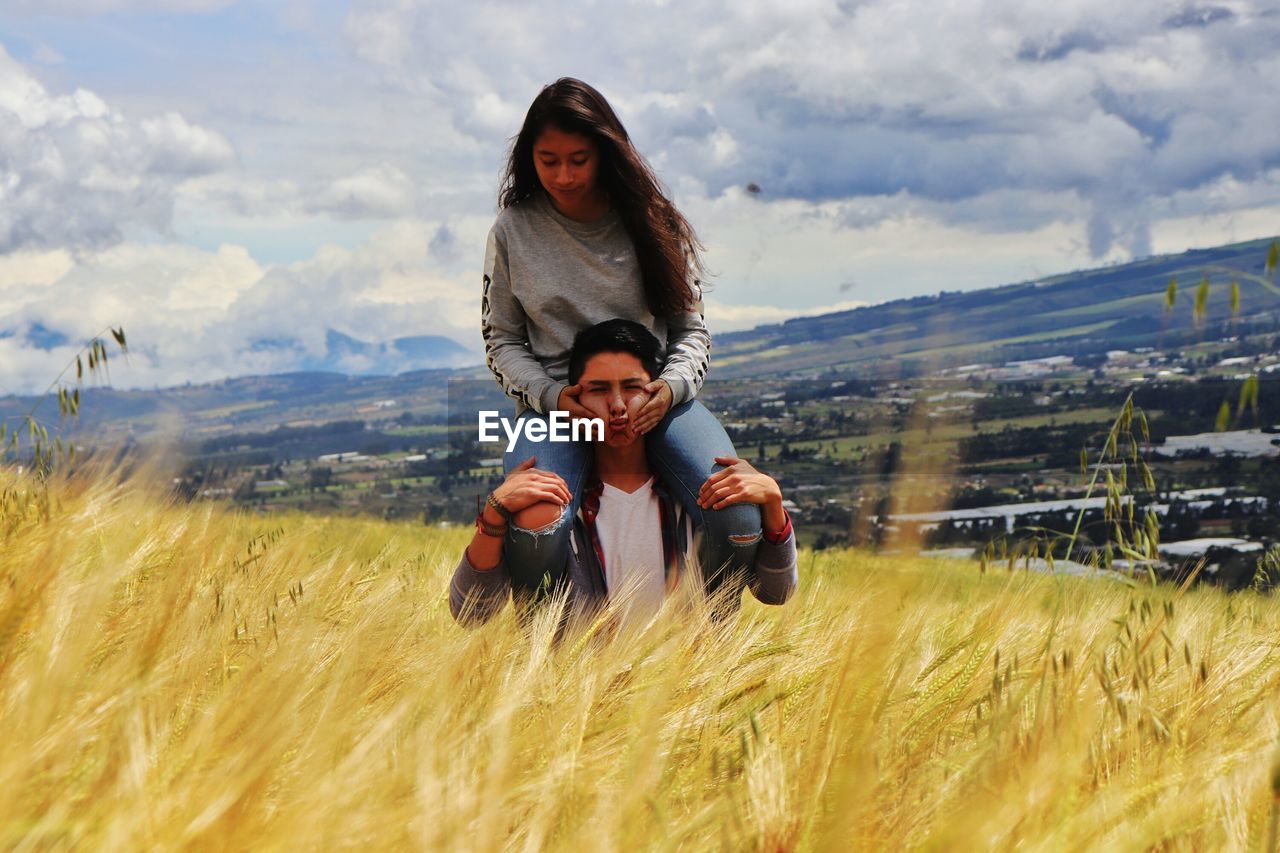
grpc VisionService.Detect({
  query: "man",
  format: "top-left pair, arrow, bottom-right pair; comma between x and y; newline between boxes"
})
450,319 -> 797,629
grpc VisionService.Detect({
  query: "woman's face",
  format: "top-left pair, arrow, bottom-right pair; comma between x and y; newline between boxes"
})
532,125 -> 603,217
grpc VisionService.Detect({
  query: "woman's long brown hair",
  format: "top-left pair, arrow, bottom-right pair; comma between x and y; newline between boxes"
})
499,78 -> 704,318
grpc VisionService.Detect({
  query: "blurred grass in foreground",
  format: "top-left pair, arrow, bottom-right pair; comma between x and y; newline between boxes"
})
2,467 -> 1279,850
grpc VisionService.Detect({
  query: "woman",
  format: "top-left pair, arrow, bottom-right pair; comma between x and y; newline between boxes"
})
482,77 -> 760,602
456,320 -> 795,630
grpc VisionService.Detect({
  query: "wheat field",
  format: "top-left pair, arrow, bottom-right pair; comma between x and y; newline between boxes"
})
2,467 -> 1279,851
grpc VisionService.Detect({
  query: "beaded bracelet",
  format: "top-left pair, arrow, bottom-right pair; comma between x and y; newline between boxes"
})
475,512 -> 508,538
485,491 -> 514,521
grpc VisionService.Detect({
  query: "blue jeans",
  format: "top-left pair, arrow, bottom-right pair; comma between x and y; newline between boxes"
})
501,400 -> 762,603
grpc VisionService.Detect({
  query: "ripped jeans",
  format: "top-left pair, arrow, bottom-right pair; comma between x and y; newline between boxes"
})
502,400 -> 762,602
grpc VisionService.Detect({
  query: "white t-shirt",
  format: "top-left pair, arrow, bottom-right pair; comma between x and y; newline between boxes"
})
595,477 -> 666,626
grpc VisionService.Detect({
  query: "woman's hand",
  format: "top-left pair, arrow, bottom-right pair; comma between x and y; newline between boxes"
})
633,379 -> 673,435
697,456 -> 788,536
557,384 -> 595,422
493,457 -> 572,514
697,456 -> 780,509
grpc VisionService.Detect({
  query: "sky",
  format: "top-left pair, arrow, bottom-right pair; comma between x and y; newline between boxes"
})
0,0 -> 1277,392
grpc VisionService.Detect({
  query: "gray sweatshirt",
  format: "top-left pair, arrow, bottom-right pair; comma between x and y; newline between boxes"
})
482,192 -> 712,414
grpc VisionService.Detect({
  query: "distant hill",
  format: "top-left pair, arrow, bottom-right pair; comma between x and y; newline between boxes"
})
711,236 -> 1280,379
0,368 -> 459,442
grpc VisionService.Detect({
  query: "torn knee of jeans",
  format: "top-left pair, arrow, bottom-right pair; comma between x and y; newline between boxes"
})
728,529 -> 763,546
512,503 -> 568,537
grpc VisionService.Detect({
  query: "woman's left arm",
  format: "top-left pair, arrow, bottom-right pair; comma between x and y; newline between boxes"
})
633,293 -> 712,434
660,291 -> 711,408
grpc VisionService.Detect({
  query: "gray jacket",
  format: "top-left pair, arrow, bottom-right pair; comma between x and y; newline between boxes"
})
450,484 -> 797,627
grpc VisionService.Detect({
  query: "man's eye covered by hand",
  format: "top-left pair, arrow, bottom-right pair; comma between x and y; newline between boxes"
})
578,382 -> 652,433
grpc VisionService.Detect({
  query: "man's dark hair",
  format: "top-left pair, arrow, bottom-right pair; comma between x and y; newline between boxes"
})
568,319 -> 663,385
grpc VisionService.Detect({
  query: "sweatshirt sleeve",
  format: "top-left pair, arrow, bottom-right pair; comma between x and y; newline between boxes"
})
449,549 -> 512,627
747,527 -> 798,606
659,282 -> 711,407
482,222 -> 565,415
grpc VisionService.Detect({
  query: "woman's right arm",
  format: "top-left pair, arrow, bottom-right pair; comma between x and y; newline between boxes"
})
660,288 -> 712,407
482,223 -> 566,415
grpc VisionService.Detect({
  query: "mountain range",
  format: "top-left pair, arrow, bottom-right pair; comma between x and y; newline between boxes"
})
712,236 -> 1279,379
1,235 -> 1276,439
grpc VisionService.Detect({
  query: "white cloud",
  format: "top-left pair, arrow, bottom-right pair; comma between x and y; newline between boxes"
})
0,219 -> 487,393
705,298 -> 870,333
140,112 -> 236,175
0,248 -> 73,289
183,163 -> 418,221
311,162 -> 417,218
0,45 -> 234,254
0,242 -> 261,337
344,0 -> 1280,259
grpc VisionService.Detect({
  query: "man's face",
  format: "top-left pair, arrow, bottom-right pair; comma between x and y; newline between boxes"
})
576,350 -> 651,448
